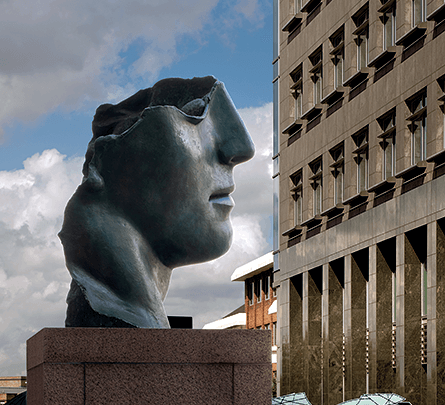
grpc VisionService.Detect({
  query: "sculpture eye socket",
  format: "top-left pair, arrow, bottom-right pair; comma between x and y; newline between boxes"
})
181,98 -> 206,117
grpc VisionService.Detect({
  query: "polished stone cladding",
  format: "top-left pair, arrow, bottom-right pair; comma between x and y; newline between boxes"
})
27,328 -> 271,405
277,174 -> 445,404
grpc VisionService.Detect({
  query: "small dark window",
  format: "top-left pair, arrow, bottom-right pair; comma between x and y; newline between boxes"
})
352,127 -> 369,192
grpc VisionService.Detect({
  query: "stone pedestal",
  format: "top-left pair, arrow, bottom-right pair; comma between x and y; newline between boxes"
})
27,328 -> 271,405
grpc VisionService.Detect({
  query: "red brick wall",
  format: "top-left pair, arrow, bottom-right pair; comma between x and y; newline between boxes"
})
244,268 -> 277,372
0,376 -> 26,387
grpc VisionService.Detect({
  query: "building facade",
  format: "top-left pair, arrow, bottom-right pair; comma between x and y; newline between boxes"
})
0,376 -> 26,404
202,305 -> 246,330
231,252 -> 278,390
273,0 -> 445,404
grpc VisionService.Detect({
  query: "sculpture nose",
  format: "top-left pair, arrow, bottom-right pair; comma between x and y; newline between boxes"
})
218,125 -> 255,166
209,82 -> 255,166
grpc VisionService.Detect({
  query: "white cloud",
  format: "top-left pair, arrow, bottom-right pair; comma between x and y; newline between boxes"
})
0,149 -> 82,233
235,0 -> 264,23
0,103 -> 272,375
0,0 -> 266,141
232,103 -> 273,218
0,149 -> 82,376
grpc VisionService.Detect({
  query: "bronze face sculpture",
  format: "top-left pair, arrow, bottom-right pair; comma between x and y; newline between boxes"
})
59,76 -> 255,328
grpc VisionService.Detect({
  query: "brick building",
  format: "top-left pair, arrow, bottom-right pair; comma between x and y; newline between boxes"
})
0,377 -> 26,404
202,305 -> 246,330
231,252 -> 278,381
272,0 -> 445,404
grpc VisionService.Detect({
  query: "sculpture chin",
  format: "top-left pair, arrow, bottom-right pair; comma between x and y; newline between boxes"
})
162,221 -> 233,268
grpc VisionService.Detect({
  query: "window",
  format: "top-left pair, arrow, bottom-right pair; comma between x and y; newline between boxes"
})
290,66 -> 303,120
256,278 -> 262,303
412,0 -> 427,26
392,269 -> 397,323
301,0 -> 322,15
421,262 -> 427,317
352,4 -> 369,71
294,0 -> 302,13
334,53 -> 344,89
379,1 -> 396,50
330,27 -> 344,88
421,261 -> 428,365
265,274 -> 271,300
309,158 -> 323,216
352,128 -> 369,192
383,136 -> 396,179
357,33 -> 368,70
406,90 -> 427,164
272,272 -> 277,297
330,143 -> 344,204
377,109 -> 396,180
248,280 -> 254,305
291,170 -> 303,225
309,47 -> 323,105
437,76 -> 445,148
271,272 -> 277,298
272,322 -> 277,346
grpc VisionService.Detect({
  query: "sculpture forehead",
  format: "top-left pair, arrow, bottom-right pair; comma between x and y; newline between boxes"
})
135,82 -> 248,139
83,77 -> 220,177
90,80 -> 253,186
109,82 -> 246,157
92,76 -> 218,140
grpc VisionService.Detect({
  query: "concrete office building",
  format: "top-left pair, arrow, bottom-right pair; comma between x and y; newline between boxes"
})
272,0 -> 445,404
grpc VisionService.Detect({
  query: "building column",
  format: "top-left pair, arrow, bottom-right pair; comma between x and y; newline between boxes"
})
437,221 -> 445,400
395,233 -> 405,396
430,219 -> 445,403
278,277 -> 290,396
427,221 -> 437,404
322,264 -> 329,405
306,267 -> 322,404
302,271 -> 309,396
323,260 -> 343,405
344,254 -> 352,400
368,244 -> 377,393
374,239 -> 396,392
404,228 -> 427,404
288,274 -> 304,395
345,249 -> 368,400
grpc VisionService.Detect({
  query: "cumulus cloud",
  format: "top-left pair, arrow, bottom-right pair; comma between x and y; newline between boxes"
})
234,0 -> 264,23
0,103 -> 272,375
234,103 -> 273,215
0,0 -> 215,137
0,149 -> 83,375
0,0 -> 267,141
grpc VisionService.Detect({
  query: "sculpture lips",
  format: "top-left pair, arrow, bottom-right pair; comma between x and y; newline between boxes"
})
209,186 -> 235,207
210,195 -> 234,206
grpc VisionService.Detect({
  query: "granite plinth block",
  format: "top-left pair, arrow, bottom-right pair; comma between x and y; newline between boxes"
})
27,328 -> 271,405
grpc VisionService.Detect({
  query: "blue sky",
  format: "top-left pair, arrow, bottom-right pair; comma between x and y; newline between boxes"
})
0,0 -> 273,171
0,0 -> 273,376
